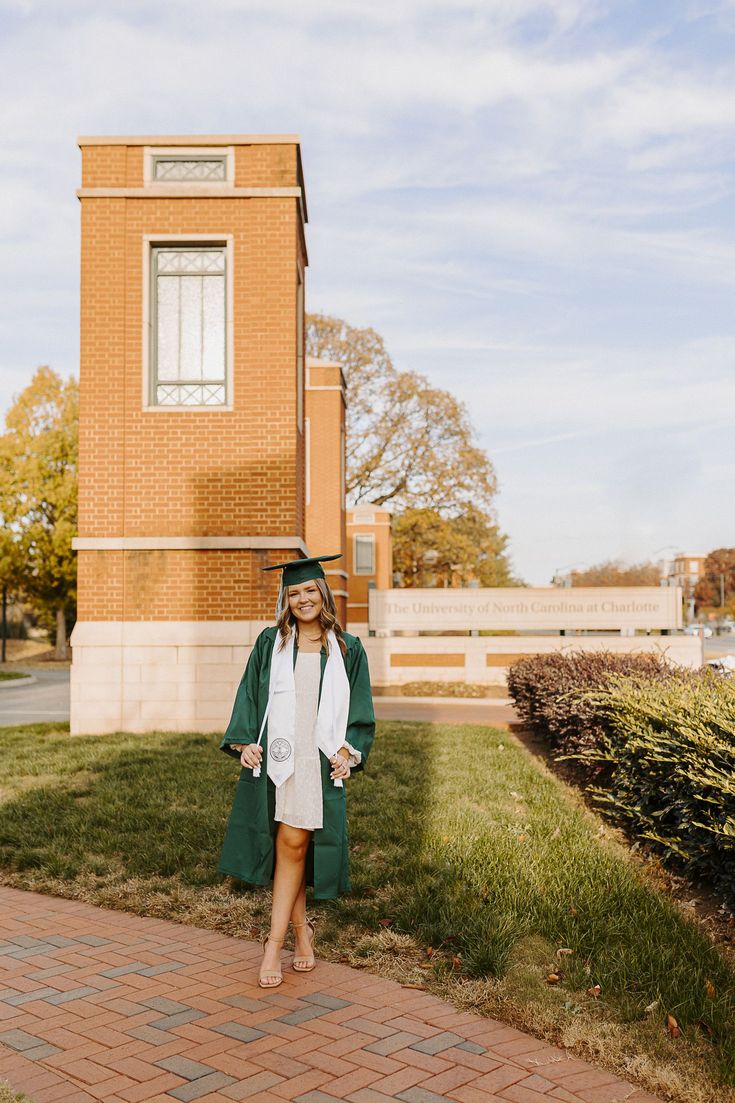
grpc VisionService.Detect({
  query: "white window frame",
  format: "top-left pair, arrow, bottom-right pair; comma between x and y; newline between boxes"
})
142,234 -> 235,412
144,145 -> 235,187
354,533 -> 375,575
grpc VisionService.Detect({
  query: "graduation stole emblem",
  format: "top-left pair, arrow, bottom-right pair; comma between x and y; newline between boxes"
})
252,626 -> 350,788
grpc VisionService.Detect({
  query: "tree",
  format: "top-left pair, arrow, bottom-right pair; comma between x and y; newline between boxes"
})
0,366 -> 78,659
0,526 -> 26,662
694,548 -> 735,617
392,506 -> 520,588
307,313 -> 498,515
568,560 -> 661,587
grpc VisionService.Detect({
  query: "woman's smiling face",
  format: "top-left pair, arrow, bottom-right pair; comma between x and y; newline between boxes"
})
288,580 -> 324,625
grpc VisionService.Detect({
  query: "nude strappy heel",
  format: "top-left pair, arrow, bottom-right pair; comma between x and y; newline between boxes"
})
258,934 -> 286,988
291,919 -> 316,972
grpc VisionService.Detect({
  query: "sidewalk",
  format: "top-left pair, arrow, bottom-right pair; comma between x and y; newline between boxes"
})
0,886 -> 662,1103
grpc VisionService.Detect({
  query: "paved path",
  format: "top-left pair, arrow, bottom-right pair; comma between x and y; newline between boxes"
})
0,668 -> 519,732
0,887 -> 661,1103
374,698 -> 519,728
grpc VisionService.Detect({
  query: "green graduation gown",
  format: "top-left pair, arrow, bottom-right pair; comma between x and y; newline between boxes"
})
218,626 -> 375,899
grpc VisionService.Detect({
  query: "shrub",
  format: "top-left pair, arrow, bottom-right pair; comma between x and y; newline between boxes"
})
507,649 -> 676,764
581,670 -> 735,901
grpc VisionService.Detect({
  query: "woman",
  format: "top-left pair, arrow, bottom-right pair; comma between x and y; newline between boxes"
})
218,554 -> 375,988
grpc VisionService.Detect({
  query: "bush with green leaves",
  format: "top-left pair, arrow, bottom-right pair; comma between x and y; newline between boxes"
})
580,670 -> 735,900
507,649 -> 676,765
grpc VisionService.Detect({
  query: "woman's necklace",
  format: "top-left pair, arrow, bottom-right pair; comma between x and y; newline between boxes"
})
299,629 -> 322,642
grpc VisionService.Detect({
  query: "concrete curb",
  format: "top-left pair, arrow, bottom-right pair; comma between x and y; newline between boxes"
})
376,694 -> 513,706
0,675 -> 36,690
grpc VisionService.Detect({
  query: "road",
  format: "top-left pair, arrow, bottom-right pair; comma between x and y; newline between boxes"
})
0,666 -> 70,727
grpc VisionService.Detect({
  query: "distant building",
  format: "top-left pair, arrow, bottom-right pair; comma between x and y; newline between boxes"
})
661,551 -> 708,621
346,507 -> 392,631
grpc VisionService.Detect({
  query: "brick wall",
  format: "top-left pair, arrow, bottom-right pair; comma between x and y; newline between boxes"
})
304,360 -> 347,624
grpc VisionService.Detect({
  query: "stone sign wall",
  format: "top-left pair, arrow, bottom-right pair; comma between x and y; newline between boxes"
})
369,586 -> 682,633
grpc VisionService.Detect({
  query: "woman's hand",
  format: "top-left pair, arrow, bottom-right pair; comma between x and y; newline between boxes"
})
330,750 -> 351,781
239,744 -> 263,770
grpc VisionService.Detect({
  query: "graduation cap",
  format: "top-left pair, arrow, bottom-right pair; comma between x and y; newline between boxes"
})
263,553 -> 341,586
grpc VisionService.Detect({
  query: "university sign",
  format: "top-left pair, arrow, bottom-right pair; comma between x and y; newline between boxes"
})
369,586 -> 683,632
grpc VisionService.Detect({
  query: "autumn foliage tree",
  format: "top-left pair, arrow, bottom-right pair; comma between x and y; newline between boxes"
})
307,313 -> 518,584
392,506 -> 516,588
694,548 -> 735,617
0,366 -> 78,659
569,560 -> 661,587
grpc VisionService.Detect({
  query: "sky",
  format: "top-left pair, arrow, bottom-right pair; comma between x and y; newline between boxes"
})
1,0 -> 734,586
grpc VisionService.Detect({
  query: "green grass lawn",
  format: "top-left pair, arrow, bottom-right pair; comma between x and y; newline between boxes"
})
0,671 -> 29,681
0,720 -> 733,1103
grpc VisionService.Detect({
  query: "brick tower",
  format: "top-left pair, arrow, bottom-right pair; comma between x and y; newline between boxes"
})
70,134 -> 318,735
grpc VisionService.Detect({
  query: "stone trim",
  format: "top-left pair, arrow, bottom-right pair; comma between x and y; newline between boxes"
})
71,536 -> 309,552
76,187 -> 301,199
70,620 -> 270,646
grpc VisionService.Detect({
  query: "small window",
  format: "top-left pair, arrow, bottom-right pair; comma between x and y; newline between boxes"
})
152,155 -> 227,182
354,534 -> 375,575
150,244 -> 227,406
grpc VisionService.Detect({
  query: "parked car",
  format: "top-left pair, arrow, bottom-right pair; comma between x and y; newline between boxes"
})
684,623 -> 714,638
705,656 -> 735,677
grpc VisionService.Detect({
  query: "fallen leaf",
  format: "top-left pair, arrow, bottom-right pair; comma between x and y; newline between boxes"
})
426,947 -> 434,958
569,905 -> 578,916
517,834 -> 527,842
510,791 -> 524,800
547,973 -> 560,985
551,826 -> 561,839
705,979 -> 716,1000
698,1020 -> 714,1039
586,984 -> 601,998
556,948 -> 573,958
644,999 -> 659,1014
452,956 -> 462,970
378,918 -> 393,927
666,1013 -> 681,1038
441,835 -> 450,843
497,743 -> 505,751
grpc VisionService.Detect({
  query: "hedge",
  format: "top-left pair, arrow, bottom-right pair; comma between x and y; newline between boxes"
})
506,649 -> 676,765
507,651 -> 735,901
582,670 -> 735,899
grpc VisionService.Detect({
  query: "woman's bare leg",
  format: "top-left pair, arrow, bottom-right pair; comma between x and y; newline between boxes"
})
260,824 -> 311,977
290,870 -> 314,957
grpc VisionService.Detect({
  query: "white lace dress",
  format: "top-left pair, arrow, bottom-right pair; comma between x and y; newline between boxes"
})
274,651 -> 361,831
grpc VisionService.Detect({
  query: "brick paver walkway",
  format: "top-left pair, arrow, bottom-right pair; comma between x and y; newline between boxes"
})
0,886 -> 662,1103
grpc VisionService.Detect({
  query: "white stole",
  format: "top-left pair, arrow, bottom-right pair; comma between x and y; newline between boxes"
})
252,627 -> 350,788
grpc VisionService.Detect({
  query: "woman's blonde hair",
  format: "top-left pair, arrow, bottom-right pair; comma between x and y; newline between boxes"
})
276,576 -> 347,657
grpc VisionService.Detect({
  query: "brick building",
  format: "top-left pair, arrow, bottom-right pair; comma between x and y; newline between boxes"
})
345,507 -> 393,633
70,134 -> 346,734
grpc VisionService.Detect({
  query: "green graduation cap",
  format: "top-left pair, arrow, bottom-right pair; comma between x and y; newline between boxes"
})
263,554 -> 342,587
